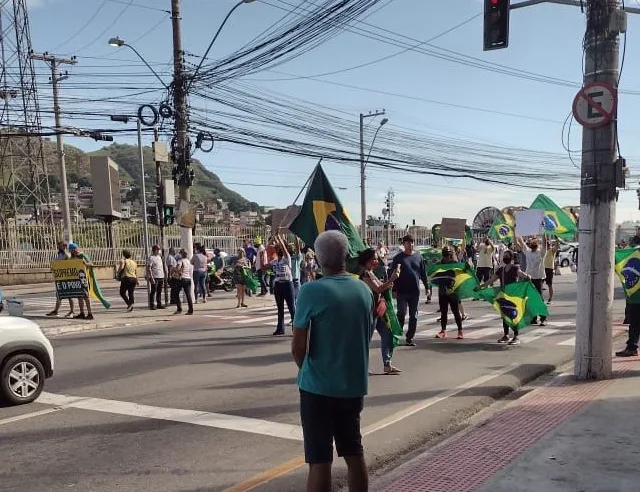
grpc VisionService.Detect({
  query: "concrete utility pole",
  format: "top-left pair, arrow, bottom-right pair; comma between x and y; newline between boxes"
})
575,0 -> 622,380
360,110 -> 386,242
30,52 -> 76,243
170,0 -> 193,258
385,188 -> 395,247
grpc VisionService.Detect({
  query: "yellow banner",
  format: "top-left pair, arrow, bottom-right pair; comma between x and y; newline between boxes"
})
51,258 -> 94,300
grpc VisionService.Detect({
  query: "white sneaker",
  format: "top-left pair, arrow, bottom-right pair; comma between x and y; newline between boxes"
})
508,337 -> 520,345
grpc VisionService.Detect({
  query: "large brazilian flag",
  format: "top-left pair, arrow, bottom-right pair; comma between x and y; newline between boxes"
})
615,248 -> 640,304
476,281 -> 548,329
529,194 -> 577,240
289,164 -> 403,348
427,262 -> 479,299
488,215 -> 515,244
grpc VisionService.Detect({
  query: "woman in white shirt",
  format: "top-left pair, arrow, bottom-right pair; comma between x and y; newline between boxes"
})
174,249 -> 194,315
272,234 -> 295,336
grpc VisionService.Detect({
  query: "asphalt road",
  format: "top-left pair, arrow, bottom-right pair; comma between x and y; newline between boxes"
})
0,272 -> 628,492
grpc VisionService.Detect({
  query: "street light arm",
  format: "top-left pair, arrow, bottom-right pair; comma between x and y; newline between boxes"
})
123,43 -> 169,89
364,126 -> 384,169
187,0 -> 245,92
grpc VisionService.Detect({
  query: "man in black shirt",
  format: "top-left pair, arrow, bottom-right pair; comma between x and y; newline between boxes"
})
389,234 -> 430,346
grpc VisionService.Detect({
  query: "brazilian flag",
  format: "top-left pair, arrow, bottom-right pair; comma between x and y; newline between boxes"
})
530,194 -> 577,240
476,281 -> 548,329
418,246 -> 442,265
289,164 -> 365,258
290,164 -> 403,347
427,262 -> 478,299
488,215 -> 515,243
615,248 -> 640,304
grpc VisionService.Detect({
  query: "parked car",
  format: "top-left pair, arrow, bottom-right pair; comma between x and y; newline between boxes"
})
557,242 -> 579,267
0,317 -> 54,405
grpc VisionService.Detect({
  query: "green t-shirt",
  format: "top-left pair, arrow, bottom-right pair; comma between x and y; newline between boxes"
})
294,274 -> 374,398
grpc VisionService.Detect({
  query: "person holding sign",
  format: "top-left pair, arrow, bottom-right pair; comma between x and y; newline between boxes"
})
517,235 -> 548,326
46,241 -> 75,318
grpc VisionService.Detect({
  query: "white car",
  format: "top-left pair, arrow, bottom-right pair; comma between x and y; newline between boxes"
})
557,242 -> 579,267
0,317 -> 54,405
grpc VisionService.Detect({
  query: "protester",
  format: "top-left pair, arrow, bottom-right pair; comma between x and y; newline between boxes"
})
291,237 -> 303,304
233,248 -> 250,308
477,249 -> 531,344
166,247 -> 180,306
46,241 -> 75,318
302,251 -> 317,284
174,249 -> 194,315
358,248 -> 401,374
544,238 -> 559,304
476,238 -> 495,284
376,240 -> 388,263
518,236 -> 548,326
146,245 -> 165,310
272,234 -> 295,335
191,244 -> 209,304
388,234 -> 430,347
68,243 -> 95,319
292,230 -> 373,492
465,240 -> 477,269
435,247 -> 465,340
254,237 -> 269,296
117,249 -> 138,312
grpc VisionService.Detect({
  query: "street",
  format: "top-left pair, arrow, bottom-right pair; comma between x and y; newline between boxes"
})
0,273 -> 628,492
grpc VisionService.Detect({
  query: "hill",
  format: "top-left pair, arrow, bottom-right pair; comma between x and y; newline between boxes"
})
42,140 -> 260,213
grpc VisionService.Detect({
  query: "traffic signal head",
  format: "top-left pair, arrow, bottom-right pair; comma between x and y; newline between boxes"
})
484,0 -> 510,51
163,205 -> 175,226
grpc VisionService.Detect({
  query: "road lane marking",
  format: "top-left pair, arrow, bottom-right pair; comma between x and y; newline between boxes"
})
234,315 -> 278,324
519,328 -> 560,343
558,336 -> 576,346
0,406 -> 63,426
37,392 -> 303,441
224,363 -> 521,491
204,315 -> 250,320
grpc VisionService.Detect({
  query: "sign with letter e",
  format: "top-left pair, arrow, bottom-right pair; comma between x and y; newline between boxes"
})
572,82 -> 617,129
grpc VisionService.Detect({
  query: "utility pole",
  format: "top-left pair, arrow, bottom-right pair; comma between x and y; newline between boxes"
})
30,51 -> 77,243
153,127 -> 169,305
170,0 -> 193,258
575,0 -> 622,380
385,188 -> 395,247
360,110 -> 386,242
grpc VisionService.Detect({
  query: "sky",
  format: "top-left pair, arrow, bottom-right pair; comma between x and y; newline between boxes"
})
22,0 -> 640,227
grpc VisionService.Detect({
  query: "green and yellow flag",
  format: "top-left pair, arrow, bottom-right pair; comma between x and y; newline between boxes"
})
476,281 -> 548,329
488,215 -> 515,244
427,262 -> 479,299
529,194 -> 577,240
418,246 -> 442,265
615,248 -> 640,304
289,164 -> 365,258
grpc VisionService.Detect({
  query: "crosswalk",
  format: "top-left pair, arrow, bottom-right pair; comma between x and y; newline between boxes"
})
204,305 -> 592,347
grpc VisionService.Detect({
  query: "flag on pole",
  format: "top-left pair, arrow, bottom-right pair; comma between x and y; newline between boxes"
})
488,215 -> 515,243
615,248 -> 640,303
529,194 -> 577,240
427,262 -> 479,299
475,281 -> 548,329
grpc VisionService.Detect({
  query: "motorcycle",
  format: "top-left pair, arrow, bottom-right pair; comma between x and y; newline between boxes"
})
207,263 -> 235,293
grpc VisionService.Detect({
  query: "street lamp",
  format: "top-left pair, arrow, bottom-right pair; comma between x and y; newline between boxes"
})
359,112 -> 388,243
110,114 -> 152,306
107,37 -> 168,89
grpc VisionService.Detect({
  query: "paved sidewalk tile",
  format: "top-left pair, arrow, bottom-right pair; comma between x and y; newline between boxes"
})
374,358 -> 639,492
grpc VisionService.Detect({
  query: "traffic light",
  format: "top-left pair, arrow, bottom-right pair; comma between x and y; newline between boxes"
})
484,0 -> 510,51
163,205 -> 175,226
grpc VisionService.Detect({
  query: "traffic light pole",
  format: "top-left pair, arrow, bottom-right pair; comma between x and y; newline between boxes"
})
137,119 -> 152,307
154,127 -> 169,305
574,0 -> 621,380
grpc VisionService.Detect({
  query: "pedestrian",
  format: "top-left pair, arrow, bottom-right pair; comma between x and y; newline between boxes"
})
517,235 -> 548,326
453,244 -> 469,321
46,241 -> 75,318
166,247 -> 180,306
191,244 -> 208,304
544,238 -> 559,303
465,240 -> 477,269
291,237 -> 303,304
146,244 -> 165,310
476,238 -> 495,284
233,248 -> 250,308
477,249 -> 531,344
68,243 -> 95,320
254,237 -> 269,296
435,247 -> 465,340
291,230 -> 373,492
388,234 -> 430,346
358,247 -> 401,374
302,251 -> 318,284
272,234 -> 295,336
117,249 -> 138,312
174,249 -> 194,315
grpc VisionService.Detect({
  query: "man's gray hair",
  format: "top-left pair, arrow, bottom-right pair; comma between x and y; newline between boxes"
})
314,230 -> 348,271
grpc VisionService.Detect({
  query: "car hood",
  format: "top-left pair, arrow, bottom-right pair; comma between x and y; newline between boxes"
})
0,316 -> 44,334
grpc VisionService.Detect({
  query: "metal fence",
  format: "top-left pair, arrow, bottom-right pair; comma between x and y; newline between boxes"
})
0,222 -> 270,269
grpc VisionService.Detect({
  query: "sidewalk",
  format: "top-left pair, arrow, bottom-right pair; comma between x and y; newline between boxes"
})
371,356 -> 640,492
3,292 -> 275,337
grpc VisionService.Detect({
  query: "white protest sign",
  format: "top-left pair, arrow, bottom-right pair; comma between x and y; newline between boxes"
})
515,209 -> 544,237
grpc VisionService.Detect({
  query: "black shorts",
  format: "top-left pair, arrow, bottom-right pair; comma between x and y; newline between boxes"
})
545,268 -> 554,286
299,389 -> 364,464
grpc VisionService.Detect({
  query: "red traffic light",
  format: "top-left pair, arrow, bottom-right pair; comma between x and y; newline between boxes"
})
491,0 -> 499,3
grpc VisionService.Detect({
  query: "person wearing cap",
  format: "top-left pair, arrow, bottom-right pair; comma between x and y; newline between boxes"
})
68,242 -> 95,320
388,234 -> 430,346
146,245 -> 165,310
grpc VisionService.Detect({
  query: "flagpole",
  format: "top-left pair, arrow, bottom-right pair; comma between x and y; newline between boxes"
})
277,158 -> 322,231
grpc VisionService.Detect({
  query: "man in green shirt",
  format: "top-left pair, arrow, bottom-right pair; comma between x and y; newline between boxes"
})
292,230 -> 374,492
